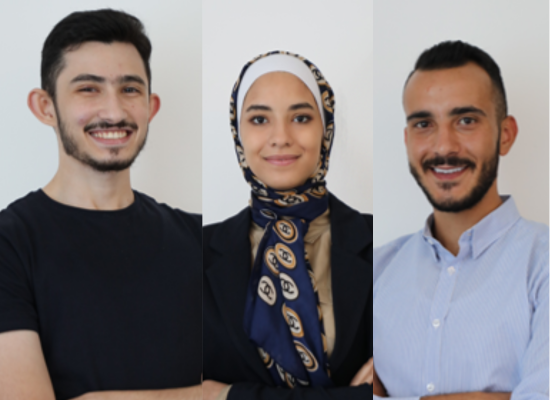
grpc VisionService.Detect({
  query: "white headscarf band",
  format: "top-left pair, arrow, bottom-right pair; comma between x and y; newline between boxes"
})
236,54 -> 326,136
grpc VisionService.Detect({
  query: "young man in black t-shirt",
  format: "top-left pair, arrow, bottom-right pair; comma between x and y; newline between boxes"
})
0,10 -> 201,400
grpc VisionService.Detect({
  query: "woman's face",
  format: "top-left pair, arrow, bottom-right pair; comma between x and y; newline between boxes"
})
240,72 -> 324,191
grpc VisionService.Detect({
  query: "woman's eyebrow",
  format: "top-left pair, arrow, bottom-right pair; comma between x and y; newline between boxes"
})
245,104 -> 271,112
289,102 -> 314,111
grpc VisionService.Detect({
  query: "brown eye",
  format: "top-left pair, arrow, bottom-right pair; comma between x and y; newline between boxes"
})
414,120 -> 430,129
79,87 -> 97,93
251,116 -> 268,125
123,87 -> 140,94
458,117 -> 476,125
294,115 -> 311,123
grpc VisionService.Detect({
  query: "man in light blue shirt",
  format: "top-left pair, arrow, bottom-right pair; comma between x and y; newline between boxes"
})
373,41 -> 549,400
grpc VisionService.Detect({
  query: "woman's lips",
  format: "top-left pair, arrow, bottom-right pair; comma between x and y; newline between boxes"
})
264,154 -> 300,166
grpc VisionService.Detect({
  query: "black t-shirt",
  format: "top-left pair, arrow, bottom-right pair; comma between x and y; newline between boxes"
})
0,190 -> 202,400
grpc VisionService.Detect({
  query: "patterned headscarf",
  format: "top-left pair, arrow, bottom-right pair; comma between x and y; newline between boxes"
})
231,51 -> 336,388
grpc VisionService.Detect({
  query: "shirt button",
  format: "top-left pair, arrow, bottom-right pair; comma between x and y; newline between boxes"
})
448,266 -> 456,276
427,383 -> 435,392
432,319 -> 441,328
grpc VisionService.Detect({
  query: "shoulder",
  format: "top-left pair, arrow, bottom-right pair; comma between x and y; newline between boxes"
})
511,218 -> 550,295
328,192 -> 372,234
513,217 -> 549,248
204,207 -> 250,243
373,232 -> 418,283
0,191 -> 43,241
203,207 -> 250,265
135,191 -> 202,245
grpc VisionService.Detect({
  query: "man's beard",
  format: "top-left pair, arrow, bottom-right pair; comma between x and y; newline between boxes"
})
409,143 -> 499,213
56,108 -> 147,173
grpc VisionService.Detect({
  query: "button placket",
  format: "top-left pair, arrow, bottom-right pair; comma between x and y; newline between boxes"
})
422,259 -> 458,395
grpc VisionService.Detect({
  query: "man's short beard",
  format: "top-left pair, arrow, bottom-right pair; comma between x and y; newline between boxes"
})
409,142 -> 500,213
55,103 -> 147,173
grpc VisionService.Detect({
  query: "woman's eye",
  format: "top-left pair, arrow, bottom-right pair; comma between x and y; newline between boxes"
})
294,115 -> 311,123
251,116 -> 267,125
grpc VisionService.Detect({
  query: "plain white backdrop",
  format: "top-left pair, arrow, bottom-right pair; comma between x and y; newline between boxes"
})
202,0 -> 373,225
373,0 -> 549,247
0,0 -> 202,213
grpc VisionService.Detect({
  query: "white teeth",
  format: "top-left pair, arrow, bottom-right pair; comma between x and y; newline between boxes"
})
91,131 -> 128,139
434,166 -> 465,174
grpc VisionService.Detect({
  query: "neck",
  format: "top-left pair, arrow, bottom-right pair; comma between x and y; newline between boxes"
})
43,154 -> 134,211
431,182 -> 502,256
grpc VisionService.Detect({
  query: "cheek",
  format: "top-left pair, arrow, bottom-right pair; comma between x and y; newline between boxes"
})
241,130 -> 266,157
69,106 -> 97,127
406,137 -> 430,163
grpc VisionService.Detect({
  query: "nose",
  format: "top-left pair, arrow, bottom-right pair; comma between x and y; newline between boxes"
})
97,89 -> 128,123
269,120 -> 293,148
434,123 -> 460,156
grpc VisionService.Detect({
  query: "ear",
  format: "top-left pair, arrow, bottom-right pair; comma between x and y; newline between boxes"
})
498,115 -> 518,156
148,93 -> 161,122
28,89 -> 58,127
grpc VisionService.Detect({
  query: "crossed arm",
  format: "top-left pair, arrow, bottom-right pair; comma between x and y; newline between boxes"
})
0,330 -> 202,400
202,358 -> 374,400
372,365 -> 510,400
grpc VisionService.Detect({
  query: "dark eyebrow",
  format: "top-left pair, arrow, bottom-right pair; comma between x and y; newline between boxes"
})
289,102 -> 314,111
70,74 -> 105,84
118,75 -> 146,86
70,74 -> 146,86
406,111 -> 433,122
245,104 -> 271,112
449,106 -> 486,117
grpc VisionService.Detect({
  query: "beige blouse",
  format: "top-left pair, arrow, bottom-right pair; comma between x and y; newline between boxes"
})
216,210 -> 335,400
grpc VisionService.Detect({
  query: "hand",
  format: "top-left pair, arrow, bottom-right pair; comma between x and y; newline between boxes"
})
69,393 -> 102,400
203,380 -> 228,400
350,358 -> 373,386
373,364 -> 387,397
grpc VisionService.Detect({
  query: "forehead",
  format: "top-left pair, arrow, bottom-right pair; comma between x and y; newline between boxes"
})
403,63 -> 494,116
244,71 -> 315,105
58,41 -> 147,84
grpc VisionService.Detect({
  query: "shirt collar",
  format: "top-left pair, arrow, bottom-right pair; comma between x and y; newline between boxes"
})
422,196 -> 521,260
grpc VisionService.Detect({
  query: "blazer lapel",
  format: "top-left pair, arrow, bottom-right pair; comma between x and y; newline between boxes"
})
328,194 -> 373,373
205,208 -> 274,384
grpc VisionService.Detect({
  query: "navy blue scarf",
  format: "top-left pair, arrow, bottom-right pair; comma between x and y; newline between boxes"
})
230,51 -> 335,388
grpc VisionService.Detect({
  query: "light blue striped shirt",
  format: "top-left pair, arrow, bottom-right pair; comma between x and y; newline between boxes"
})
373,196 -> 549,400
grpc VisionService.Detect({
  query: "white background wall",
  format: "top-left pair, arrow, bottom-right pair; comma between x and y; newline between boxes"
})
202,0 -> 373,225
373,0 -> 549,247
0,0 -> 202,213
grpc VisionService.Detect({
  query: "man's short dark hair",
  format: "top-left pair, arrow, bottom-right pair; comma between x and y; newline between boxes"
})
406,41 -> 507,121
41,9 -> 152,99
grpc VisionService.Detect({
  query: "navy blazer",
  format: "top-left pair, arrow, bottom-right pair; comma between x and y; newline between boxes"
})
203,193 -> 373,400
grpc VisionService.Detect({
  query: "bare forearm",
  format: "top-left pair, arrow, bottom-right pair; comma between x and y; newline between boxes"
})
421,392 -> 511,400
73,385 -> 202,400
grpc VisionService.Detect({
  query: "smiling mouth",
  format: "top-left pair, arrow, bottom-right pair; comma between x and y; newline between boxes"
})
430,164 -> 470,180
90,130 -> 129,139
87,129 -> 135,146
433,166 -> 466,174
264,155 -> 300,166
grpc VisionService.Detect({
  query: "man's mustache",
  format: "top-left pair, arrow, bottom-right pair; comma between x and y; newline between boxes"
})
84,120 -> 139,132
422,155 -> 476,171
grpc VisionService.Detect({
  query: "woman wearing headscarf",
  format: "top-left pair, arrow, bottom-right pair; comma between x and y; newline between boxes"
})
203,51 -> 372,400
